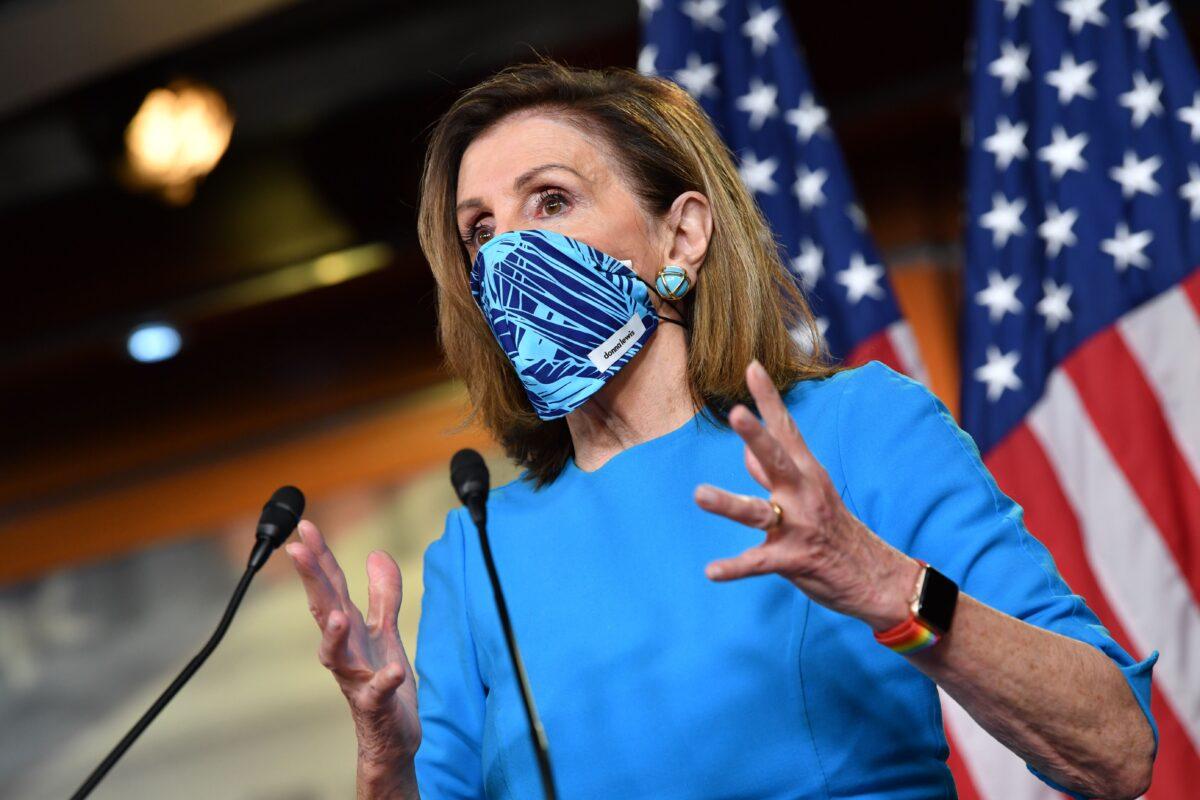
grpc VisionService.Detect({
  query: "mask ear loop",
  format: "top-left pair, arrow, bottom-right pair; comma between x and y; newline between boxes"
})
656,303 -> 690,330
639,278 -> 690,331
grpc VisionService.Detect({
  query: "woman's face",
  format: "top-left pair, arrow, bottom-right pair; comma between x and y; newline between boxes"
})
455,111 -> 667,287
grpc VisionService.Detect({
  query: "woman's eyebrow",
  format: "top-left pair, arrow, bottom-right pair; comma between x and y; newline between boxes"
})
456,163 -> 585,216
512,162 -> 584,191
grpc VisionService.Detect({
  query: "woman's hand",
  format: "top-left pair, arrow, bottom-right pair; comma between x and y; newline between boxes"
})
286,520 -> 421,775
693,359 -> 922,632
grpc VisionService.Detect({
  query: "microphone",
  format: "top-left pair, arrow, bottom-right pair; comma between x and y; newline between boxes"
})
249,485 -> 306,571
70,485 -> 306,800
449,449 -> 558,800
450,448 -> 490,527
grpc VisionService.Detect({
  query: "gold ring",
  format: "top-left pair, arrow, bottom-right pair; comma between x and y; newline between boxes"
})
764,501 -> 784,530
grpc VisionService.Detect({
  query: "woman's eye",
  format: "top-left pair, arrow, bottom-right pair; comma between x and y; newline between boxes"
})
539,192 -> 568,216
476,229 -> 493,245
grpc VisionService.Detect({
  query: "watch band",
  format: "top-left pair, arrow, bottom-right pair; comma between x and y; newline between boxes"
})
873,560 -> 959,654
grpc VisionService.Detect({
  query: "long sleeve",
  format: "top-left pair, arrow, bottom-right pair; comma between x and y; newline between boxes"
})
835,361 -> 1158,795
413,508 -> 487,798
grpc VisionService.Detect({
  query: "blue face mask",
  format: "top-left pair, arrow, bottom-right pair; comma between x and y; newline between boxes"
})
469,228 -> 687,420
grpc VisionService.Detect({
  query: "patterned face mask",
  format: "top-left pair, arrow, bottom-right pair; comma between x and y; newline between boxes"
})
469,228 -> 686,420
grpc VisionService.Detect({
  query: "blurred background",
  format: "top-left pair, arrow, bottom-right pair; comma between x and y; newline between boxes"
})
2,1 -> 1197,798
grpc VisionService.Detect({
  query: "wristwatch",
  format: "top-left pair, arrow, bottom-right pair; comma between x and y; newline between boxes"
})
874,560 -> 959,654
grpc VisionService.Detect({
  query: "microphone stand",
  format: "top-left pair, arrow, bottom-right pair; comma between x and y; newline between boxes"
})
69,486 -> 303,800
69,563 -> 260,800
464,500 -> 559,800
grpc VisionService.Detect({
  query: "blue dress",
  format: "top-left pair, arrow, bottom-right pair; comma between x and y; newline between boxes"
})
413,361 -> 1158,799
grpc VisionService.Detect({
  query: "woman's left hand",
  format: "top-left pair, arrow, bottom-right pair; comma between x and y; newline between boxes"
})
693,359 -> 922,632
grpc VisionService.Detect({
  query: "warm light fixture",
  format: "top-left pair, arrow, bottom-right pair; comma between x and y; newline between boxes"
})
123,79 -> 234,204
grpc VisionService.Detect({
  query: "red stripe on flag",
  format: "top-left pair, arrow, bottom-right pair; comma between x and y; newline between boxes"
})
1062,327 -> 1200,605
943,735 -> 984,800
986,424 -> 1200,798
846,328 -> 901,372
1182,266 -> 1200,316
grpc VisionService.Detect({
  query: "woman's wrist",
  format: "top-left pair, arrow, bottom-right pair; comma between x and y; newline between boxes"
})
860,548 -> 925,633
357,752 -> 419,800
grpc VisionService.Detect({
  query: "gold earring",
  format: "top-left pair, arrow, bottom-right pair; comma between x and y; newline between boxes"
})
654,265 -> 692,300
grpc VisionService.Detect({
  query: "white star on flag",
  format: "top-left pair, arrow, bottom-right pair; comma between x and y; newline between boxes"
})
989,41 -> 1031,95
1180,163 -> 1200,219
793,165 -> 828,210
846,203 -> 867,231
1057,0 -> 1107,32
790,239 -> 824,289
1038,204 -> 1079,257
1045,53 -> 1097,104
974,345 -> 1023,402
835,253 -> 886,304
638,45 -> 658,76
741,4 -> 781,56
1037,125 -> 1089,179
1177,92 -> 1200,141
639,0 -> 662,22
1101,221 -> 1154,271
790,320 -> 828,356
1125,0 -> 1169,50
682,0 -> 725,31
1119,72 -> 1164,128
736,78 -> 778,130
674,53 -> 719,98
1036,278 -> 1074,332
1109,150 -> 1162,198
980,192 -> 1026,247
997,0 -> 1032,20
738,151 -> 779,195
785,93 -> 828,143
983,116 -> 1029,169
975,270 -> 1024,322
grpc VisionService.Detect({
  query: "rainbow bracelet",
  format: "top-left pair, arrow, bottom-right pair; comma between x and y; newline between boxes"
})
873,559 -> 941,654
873,614 -> 940,654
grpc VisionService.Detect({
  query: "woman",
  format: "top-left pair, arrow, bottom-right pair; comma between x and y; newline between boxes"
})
286,62 -> 1158,799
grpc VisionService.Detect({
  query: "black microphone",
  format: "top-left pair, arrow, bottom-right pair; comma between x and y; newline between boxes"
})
450,448 -> 490,526
449,449 -> 558,800
70,485 -> 305,800
249,485 -> 306,571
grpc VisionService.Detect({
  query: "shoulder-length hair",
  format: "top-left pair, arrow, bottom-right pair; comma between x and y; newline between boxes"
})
417,59 -> 843,489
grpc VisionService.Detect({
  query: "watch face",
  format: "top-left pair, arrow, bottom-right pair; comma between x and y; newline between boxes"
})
918,567 -> 959,635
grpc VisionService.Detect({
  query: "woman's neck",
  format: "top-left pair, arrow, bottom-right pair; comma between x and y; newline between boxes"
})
565,324 -> 696,472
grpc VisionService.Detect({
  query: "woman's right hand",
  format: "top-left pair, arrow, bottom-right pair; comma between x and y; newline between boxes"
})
286,519 -> 421,774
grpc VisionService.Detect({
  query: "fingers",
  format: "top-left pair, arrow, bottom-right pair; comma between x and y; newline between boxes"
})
745,359 -> 816,466
363,661 -> 407,708
705,545 -> 777,582
286,539 -> 344,629
365,550 -> 403,633
297,520 -> 354,607
744,445 -> 770,490
694,484 -> 779,532
729,403 -> 800,490
318,609 -> 355,676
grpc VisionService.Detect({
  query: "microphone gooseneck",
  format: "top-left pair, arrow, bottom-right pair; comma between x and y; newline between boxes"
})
449,448 -> 558,800
70,485 -> 305,800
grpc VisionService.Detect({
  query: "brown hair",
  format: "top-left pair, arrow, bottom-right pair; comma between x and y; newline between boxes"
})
417,59 -> 843,489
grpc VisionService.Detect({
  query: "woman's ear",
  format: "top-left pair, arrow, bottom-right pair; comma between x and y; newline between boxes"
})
662,191 -> 713,280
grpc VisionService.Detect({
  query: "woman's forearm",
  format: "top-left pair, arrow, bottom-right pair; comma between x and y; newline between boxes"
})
357,755 -> 420,800
908,592 -> 1155,798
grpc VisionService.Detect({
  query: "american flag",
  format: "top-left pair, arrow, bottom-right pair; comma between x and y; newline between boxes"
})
638,0 -> 924,378
959,0 -> 1200,797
